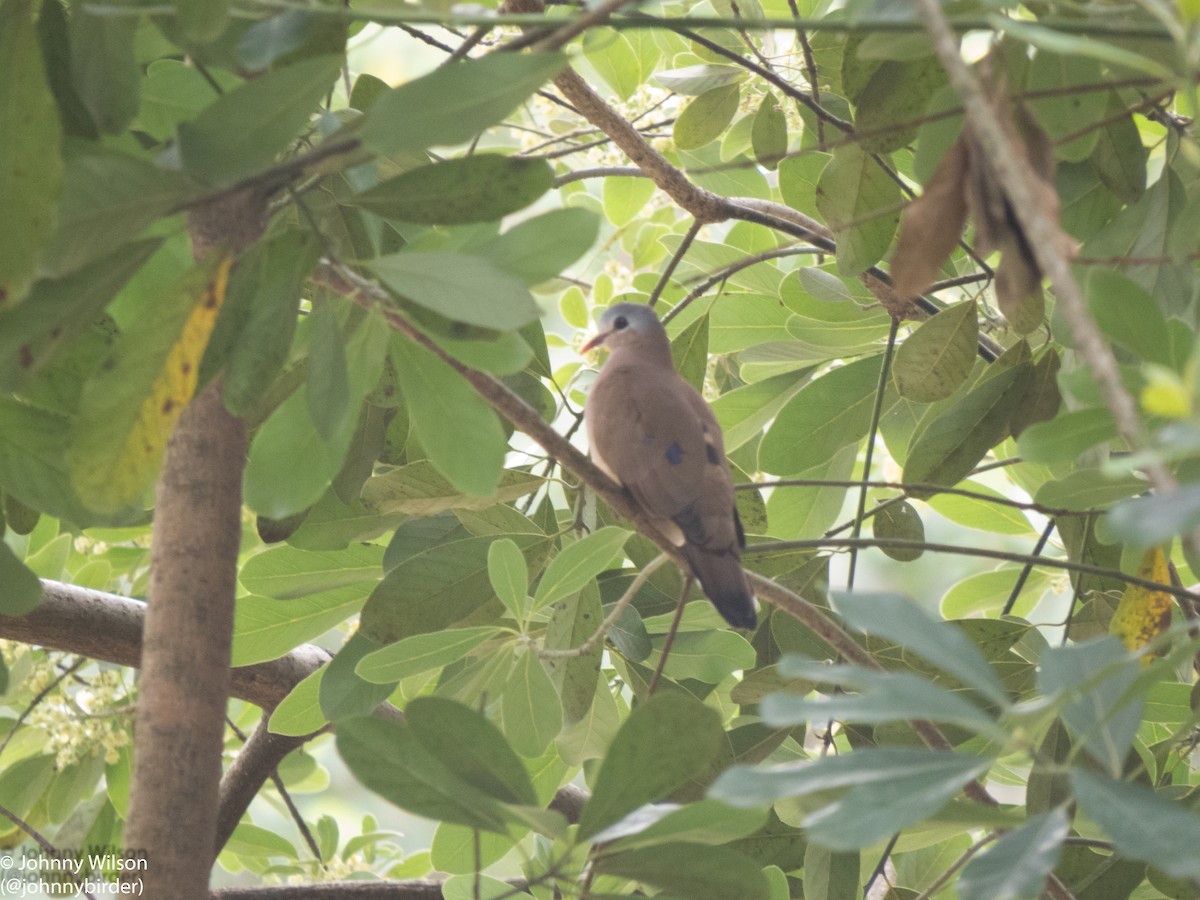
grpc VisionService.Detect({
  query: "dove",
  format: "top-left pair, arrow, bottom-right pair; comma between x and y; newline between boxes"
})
582,302 -> 757,629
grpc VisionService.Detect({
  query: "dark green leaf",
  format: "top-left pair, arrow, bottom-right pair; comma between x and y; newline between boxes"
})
306,303 -> 351,442
0,0 -> 63,305
368,253 -> 538,331
406,697 -> 537,806
1090,92 -> 1147,203
336,717 -> 512,832
0,240 -> 158,392
892,301 -> 978,402
873,499 -> 925,561
958,809 -> 1068,900
218,230 -> 318,416
319,632 -> 396,722
0,400 -> 93,525
352,155 -> 552,225
578,692 -> 725,840
815,145 -> 901,276
1026,51 -> 1106,162
1086,270 -> 1171,367
389,337 -> 508,496
362,53 -> 566,155
0,540 -> 42,616
178,55 -> 343,184
904,363 -> 1032,490
803,843 -> 859,900
854,56 -> 944,153
174,0 -> 229,44
595,842 -> 770,900
69,0 -> 139,135
760,354 -> 884,475
1071,770 -> 1200,880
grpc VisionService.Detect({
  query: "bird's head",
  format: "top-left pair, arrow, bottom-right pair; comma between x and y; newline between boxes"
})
581,302 -> 666,354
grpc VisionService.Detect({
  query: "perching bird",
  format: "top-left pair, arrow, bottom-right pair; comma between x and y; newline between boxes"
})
582,302 -> 757,630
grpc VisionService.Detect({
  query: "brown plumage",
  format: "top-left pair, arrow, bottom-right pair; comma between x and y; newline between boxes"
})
582,302 -> 757,630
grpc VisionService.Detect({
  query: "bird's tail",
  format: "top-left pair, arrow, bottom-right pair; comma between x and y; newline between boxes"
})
685,546 -> 757,630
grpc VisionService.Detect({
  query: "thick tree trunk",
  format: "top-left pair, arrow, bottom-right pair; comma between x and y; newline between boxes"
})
123,384 -> 247,897
124,193 -> 263,897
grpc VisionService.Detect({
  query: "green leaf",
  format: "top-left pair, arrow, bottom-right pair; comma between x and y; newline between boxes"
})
356,626 -> 499,683
578,692 -> 725,840
595,842 -> 770,900
267,668 -> 326,737
1090,92 -> 1147,204
532,526 -> 631,613
803,843 -> 859,900
544,582 -> 603,724
669,311 -> 709,392
239,544 -> 383,600
674,84 -> 740,151
1038,637 -> 1142,776
764,666 -> 997,731
711,371 -> 808,452
832,592 -> 1009,704
442,874 -> 532,900
306,302 -> 350,441
368,253 -> 537,331
1033,470 -> 1147,512
174,0 -> 229,44
502,648 -> 563,758
407,696 -> 537,806
0,239 -> 159,392
651,629 -> 756,684
352,155 -> 552,225
1071,770 -> 1200,880
0,0 -> 63,306
319,632 -> 395,722
178,55 -> 343,184
361,534 -> 546,643
1107,484 -> 1200,547
0,540 -> 42,616
361,462 -> 541,517
760,354 -> 884,475
489,538 -> 529,621
751,91 -> 787,168
475,207 -> 599,286
388,337 -> 507,496
1086,270 -> 1171,367
602,175 -> 655,226
68,0 -> 139,135
245,309 -> 390,517
231,586 -> 367,667
655,63 -> 744,95
1025,51 -> 1106,162
1016,407 -> 1117,465
598,799 -> 767,852
873,499 -> 925,561
362,53 -> 566,155
958,809 -> 1069,900
893,300 -> 978,402
765,444 -> 855,540
219,230 -> 319,417
854,56 -> 944,153
815,145 -> 901,276
904,363 -> 1032,491
336,717 -> 512,832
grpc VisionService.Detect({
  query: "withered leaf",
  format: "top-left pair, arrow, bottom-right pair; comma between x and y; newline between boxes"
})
889,136 -> 970,301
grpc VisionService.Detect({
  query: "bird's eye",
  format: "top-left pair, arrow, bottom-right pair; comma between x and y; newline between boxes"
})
613,316 -> 629,330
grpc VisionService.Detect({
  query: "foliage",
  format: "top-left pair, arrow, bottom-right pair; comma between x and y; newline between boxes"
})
3,0 -> 1200,898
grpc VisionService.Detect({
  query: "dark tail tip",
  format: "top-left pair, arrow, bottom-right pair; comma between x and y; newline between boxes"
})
686,547 -> 757,630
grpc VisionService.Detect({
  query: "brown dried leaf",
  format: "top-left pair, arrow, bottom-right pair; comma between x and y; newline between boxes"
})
889,136 -> 969,301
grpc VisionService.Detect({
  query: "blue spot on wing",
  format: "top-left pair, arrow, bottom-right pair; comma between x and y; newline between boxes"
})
665,442 -> 684,465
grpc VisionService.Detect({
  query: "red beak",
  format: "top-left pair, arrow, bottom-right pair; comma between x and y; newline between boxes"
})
581,332 -> 606,354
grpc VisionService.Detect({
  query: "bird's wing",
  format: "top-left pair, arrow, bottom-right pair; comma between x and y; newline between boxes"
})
588,363 -> 739,553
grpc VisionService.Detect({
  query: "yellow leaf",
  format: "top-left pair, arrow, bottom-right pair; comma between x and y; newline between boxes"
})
69,250 -> 234,514
1109,546 -> 1173,664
